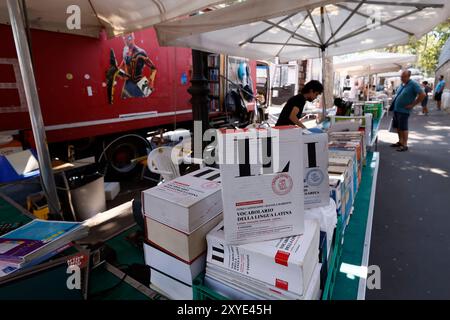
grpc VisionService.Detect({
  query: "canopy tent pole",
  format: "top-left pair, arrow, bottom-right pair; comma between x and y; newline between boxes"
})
320,6 -> 327,117
6,0 -> 62,217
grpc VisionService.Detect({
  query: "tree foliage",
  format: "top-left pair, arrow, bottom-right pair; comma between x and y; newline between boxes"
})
385,21 -> 450,77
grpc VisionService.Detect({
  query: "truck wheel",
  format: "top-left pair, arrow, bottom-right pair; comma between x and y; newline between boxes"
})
103,135 -> 149,178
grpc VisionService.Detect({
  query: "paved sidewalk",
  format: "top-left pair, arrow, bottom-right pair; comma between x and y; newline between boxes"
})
367,102 -> 450,299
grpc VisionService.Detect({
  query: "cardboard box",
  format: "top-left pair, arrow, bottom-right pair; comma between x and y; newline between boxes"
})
142,167 -> 222,233
206,219 -> 320,296
144,213 -> 222,263
217,126 -> 304,244
143,243 -> 205,285
303,131 -> 329,209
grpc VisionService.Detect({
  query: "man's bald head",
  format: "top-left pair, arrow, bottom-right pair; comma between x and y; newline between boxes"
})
401,69 -> 411,84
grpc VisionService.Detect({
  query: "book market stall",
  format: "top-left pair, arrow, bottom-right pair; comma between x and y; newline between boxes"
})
1,0 -> 449,302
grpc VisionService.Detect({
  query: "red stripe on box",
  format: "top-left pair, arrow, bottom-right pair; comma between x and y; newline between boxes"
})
235,200 -> 263,207
274,250 -> 290,266
275,279 -> 289,291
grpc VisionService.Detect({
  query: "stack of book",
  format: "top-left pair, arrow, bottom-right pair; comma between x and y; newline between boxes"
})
328,131 -> 365,223
142,167 -> 223,299
204,219 -> 322,300
0,219 -> 88,277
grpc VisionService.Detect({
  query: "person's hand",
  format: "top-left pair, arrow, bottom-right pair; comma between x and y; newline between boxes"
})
405,104 -> 414,110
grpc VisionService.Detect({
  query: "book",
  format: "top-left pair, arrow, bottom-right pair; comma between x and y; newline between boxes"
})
206,219 -> 320,296
205,262 -> 322,300
217,126 -> 305,244
142,167 -> 222,233
206,263 -> 302,300
204,274 -> 264,300
150,268 -> 193,300
0,242 -> 73,278
0,219 -> 87,268
143,243 -> 205,285
145,213 -> 222,263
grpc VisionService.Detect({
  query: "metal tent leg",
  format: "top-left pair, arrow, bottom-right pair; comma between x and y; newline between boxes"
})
6,0 -> 62,217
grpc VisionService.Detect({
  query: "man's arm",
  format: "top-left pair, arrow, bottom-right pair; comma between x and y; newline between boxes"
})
406,91 -> 426,110
289,106 -> 307,128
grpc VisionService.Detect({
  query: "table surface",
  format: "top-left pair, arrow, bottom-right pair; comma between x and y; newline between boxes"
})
331,151 -> 380,300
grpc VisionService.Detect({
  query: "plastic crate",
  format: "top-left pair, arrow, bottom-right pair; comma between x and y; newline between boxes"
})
363,102 -> 383,120
193,274 -> 229,300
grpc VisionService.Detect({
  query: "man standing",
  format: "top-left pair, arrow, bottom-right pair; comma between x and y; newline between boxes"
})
421,81 -> 432,116
391,70 -> 426,152
275,80 -> 324,128
434,75 -> 446,110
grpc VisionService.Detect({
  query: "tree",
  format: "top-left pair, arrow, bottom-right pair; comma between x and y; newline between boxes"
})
385,21 -> 450,77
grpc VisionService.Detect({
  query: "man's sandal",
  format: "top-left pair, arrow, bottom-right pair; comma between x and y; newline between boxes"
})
390,142 -> 402,147
396,146 -> 408,152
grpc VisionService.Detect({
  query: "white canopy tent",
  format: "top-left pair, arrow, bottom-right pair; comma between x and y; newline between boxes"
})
0,0 -> 227,38
333,52 -> 417,77
156,0 -> 450,61
156,0 -> 449,108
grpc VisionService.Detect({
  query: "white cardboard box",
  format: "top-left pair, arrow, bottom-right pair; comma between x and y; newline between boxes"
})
303,131 -> 329,209
142,167 -> 222,233
143,243 -> 205,285
217,126 -> 304,244
206,219 -> 320,296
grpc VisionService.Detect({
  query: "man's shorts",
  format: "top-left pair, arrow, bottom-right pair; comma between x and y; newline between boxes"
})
392,111 -> 410,131
435,92 -> 442,101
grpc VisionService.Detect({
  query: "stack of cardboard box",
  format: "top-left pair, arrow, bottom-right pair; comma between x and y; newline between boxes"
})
142,167 -> 223,299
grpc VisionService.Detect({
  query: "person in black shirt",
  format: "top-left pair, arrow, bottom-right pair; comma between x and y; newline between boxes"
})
275,80 -> 324,128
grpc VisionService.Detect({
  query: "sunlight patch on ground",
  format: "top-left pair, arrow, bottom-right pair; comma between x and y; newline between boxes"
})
418,167 -> 449,178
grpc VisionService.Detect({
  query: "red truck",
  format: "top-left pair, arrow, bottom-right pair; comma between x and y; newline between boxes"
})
0,24 -> 258,175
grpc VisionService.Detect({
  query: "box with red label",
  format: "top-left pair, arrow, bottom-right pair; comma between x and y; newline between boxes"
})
142,167 -> 222,234
217,126 -> 304,244
206,219 -> 320,297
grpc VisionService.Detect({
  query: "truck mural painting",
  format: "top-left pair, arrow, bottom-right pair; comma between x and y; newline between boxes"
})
107,33 -> 157,104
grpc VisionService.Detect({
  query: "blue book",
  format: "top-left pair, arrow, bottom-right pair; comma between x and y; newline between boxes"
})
0,220 -> 87,267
